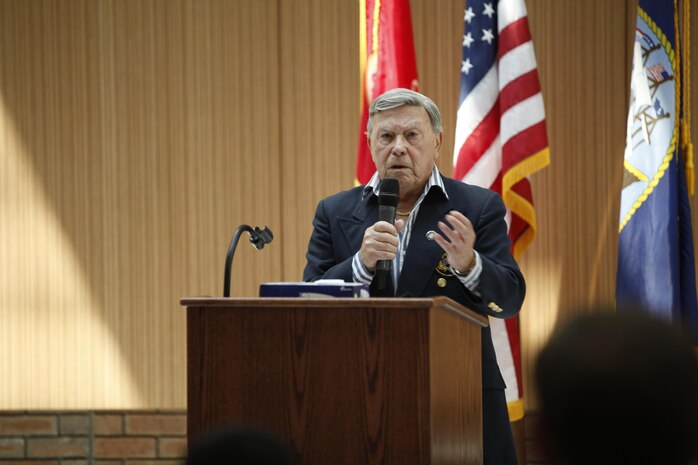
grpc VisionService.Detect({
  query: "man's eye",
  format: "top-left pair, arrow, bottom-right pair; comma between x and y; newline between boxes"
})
379,134 -> 392,141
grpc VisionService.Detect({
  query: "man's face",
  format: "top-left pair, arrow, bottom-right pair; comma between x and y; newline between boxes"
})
368,105 -> 442,199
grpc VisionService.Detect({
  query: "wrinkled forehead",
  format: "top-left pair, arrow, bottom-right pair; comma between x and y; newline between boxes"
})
371,105 -> 432,132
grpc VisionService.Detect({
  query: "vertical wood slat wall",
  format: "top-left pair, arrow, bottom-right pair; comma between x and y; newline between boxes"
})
0,0 -> 695,410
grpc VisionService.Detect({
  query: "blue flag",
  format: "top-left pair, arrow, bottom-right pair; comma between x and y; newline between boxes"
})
617,0 -> 698,343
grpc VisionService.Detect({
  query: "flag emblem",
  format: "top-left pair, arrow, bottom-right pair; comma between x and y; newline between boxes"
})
620,12 -> 677,231
616,0 -> 698,344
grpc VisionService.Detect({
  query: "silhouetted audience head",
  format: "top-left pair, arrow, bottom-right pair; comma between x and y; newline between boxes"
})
535,309 -> 698,465
186,425 -> 296,465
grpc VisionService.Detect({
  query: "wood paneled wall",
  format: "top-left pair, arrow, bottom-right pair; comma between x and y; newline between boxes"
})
0,0 -> 695,410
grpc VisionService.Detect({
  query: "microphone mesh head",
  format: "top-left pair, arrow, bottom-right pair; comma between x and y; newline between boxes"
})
379,178 -> 399,207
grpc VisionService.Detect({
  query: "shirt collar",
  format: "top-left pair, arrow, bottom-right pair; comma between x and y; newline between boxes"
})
362,165 -> 449,200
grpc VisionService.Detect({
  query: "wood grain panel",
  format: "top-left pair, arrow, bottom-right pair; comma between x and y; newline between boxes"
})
0,0 -> 281,408
278,0 -> 360,282
411,0 -> 466,174
519,0 -> 630,410
429,304 -> 483,464
188,302 -> 431,464
186,298 -> 484,465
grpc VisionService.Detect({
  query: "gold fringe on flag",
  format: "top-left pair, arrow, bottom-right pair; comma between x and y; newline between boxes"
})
359,0 -> 367,111
501,147 -> 551,260
356,0 -> 368,187
676,0 -> 694,194
681,0 -> 693,194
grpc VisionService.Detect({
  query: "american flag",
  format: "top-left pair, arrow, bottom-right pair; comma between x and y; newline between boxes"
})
647,63 -> 669,82
452,0 -> 550,422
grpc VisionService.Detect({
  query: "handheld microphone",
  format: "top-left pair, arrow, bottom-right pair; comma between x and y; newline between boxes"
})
376,178 -> 399,290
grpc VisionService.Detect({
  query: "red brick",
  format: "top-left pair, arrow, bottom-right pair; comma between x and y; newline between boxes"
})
27,437 -> 88,458
59,414 -> 90,435
0,416 -> 57,435
94,438 -> 156,458
94,415 -> 123,435
61,461 -> 88,465
95,460 -> 122,465
129,461 -> 184,465
0,438 -> 24,458
126,414 -> 186,435
0,461 -> 58,465
158,437 -> 187,458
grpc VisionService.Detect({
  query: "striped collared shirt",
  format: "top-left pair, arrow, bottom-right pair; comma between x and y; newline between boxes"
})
352,166 -> 482,294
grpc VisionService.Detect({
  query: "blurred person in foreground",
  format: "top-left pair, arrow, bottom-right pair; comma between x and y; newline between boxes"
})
535,309 -> 698,465
304,88 -> 525,464
186,425 -> 296,465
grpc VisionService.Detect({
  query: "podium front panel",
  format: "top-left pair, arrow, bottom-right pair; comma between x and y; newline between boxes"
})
185,297 -> 485,465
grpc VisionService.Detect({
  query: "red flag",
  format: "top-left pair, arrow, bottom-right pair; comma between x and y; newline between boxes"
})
356,0 -> 419,184
453,0 -> 550,421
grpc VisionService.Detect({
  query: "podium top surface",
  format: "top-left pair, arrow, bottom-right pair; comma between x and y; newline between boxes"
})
181,296 -> 488,328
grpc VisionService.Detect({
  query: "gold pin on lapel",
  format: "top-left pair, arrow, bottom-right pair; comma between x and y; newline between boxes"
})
436,253 -> 454,277
437,277 -> 447,288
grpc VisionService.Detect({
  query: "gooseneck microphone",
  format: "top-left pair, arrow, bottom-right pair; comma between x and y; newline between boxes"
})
223,225 -> 273,297
376,178 -> 399,290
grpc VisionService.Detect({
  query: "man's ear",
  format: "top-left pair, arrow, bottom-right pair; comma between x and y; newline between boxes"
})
434,132 -> 443,158
367,135 -> 378,162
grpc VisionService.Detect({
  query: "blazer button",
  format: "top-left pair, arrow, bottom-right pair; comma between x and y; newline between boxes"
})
437,278 -> 447,288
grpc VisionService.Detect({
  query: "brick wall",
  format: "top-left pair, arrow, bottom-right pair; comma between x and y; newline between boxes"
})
0,411 -> 186,465
0,410 -> 548,464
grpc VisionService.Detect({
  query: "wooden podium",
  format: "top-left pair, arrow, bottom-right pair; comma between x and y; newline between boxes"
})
183,297 -> 488,465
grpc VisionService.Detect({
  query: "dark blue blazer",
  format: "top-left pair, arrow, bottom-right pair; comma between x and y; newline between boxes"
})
303,176 -> 526,390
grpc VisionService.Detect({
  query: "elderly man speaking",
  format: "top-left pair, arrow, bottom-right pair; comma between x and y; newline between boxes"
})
304,88 -> 525,465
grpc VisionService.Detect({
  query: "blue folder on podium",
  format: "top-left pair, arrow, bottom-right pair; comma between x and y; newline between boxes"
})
259,280 -> 369,298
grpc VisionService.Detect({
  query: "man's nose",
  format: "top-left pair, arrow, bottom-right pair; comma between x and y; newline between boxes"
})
391,135 -> 408,155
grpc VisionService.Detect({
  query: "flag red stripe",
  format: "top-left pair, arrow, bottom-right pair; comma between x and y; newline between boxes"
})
453,101 -> 500,180
499,70 -> 541,115
510,177 -> 533,200
508,210 -> 530,245
507,179 -> 534,245
497,17 -> 531,60
501,120 -> 548,170
490,172 -> 502,193
504,316 -> 523,395
489,176 -> 535,248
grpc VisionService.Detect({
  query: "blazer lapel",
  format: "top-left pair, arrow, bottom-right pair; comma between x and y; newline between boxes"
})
337,196 -> 378,258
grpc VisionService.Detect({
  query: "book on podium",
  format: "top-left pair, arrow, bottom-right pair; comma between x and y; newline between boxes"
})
259,280 -> 369,298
